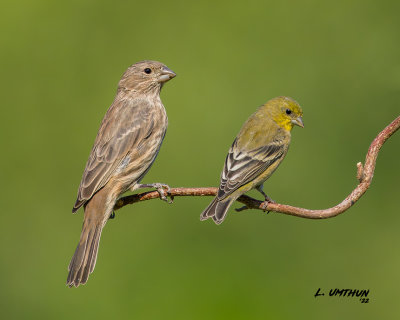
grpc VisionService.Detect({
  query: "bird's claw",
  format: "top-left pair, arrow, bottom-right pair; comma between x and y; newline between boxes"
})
109,212 -> 116,219
153,183 -> 172,203
137,183 -> 173,203
260,199 -> 275,213
256,186 -> 274,213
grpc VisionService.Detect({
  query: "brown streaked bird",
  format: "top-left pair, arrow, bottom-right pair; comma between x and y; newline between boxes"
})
67,60 -> 176,287
200,96 -> 303,224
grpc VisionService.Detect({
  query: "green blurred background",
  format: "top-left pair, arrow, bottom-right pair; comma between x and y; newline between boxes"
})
1,0 -> 399,318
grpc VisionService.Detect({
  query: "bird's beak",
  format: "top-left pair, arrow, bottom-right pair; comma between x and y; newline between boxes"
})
291,116 -> 304,128
159,67 -> 176,83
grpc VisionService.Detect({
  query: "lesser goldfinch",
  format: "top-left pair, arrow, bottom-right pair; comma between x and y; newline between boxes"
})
200,96 -> 303,224
67,61 -> 176,287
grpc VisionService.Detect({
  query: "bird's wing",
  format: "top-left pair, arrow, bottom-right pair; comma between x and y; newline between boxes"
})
73,98 -> 158,211
217,138 -> 286,200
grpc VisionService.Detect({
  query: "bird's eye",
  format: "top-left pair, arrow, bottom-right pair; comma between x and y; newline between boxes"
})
285,109 -> 292,115
144,68 -> 152,74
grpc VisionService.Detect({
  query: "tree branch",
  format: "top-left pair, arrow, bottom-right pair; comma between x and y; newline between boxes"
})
114,115 -> 400,219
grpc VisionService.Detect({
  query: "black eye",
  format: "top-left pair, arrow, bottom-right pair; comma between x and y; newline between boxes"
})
285,109 -> 292,115
144,68 -> 152,74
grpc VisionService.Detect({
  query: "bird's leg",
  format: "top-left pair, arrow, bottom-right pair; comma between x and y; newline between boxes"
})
256,185 -> 275,213
109,211 -> 116,220
136,183 -> 173,203
256,185 -> 275,203
236,186 -> 276,213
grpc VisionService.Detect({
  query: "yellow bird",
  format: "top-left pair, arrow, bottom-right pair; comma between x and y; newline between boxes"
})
200,96 -> 304,224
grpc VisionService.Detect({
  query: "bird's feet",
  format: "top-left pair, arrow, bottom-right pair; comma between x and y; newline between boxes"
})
256,185 -> 275,206
260,197 -> 276,213
136,183 -> 173,203
262,194 -> 275,204
109,211 -> 116,219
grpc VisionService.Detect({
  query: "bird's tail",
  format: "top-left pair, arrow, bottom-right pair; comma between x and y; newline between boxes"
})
67,188 -> 111,288
200,197 -> 235,225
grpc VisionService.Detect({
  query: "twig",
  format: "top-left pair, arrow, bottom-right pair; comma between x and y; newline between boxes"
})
114,115 -> 400,219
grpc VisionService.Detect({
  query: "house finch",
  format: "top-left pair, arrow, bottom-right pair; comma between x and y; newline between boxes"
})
67,60 -> 176,287
200,96 -> 304,224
